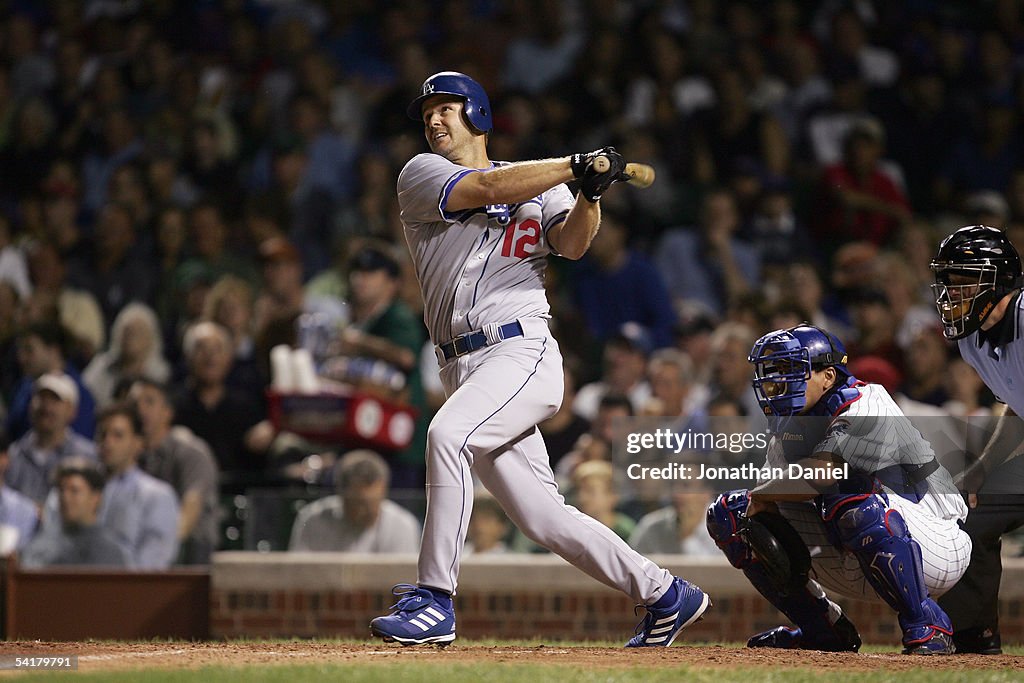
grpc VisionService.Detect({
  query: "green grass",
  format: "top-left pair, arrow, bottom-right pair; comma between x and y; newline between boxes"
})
13,663 -> 1024,683
6,641 -> 1023,682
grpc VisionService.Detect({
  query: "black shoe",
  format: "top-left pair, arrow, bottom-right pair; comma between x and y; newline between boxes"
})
953,627 -> 1002,655
747,614 -> 861,652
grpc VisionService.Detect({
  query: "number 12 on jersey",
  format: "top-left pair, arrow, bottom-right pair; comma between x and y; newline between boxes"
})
500,219 -> 541,259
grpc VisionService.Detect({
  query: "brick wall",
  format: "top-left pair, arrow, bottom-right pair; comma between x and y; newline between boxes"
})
209,553 -> 1024,645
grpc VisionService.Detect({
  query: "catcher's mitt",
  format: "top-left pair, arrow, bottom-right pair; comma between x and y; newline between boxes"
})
740,511 -> 812,596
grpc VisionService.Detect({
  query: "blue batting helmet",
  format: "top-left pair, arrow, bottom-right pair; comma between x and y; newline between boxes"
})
406,71 -> 493,134
748,324 -> 849,417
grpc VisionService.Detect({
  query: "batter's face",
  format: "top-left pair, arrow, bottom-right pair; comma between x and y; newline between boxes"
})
421,95 -> 476,161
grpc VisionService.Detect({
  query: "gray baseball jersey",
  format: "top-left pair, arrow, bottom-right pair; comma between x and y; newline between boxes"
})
958,293 -> 1024,416
397,153 -> 574,345
396,152 -> 675,605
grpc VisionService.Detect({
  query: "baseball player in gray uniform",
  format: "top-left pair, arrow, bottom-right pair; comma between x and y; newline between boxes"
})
930,224 -> 1024,654
707,324 -> 970,655
369,71 -> 709,647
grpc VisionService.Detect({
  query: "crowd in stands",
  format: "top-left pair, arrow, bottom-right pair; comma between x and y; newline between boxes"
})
0,1 -> 1019,565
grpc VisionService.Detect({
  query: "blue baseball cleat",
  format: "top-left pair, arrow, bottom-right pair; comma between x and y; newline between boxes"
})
901,598 -> 955,655
370,584 -> 456,646
625,577 -> 710,647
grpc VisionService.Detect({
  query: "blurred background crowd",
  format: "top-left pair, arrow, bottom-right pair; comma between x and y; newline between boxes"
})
0,0 -> 1019,567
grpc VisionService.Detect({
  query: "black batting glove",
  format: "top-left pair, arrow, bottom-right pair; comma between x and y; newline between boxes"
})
570,146 -> 614,179
579,148 -> 627,203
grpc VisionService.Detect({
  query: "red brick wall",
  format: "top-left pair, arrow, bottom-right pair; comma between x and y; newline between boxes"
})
209,587 -> 1024,645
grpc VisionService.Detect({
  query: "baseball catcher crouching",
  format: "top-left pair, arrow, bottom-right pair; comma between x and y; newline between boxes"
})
706,324 -> 971,654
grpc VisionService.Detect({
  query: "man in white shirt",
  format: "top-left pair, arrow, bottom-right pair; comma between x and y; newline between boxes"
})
289,449 -> 420,553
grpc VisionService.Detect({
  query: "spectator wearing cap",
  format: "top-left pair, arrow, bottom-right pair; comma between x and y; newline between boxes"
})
94,403 -> 179,569
288,449 -> 420,552
336,244 -> 427,489
814,116 -> 911,252
573,324 -> 653,421
130,378 -> 219,565
573,208 -> 676,349
20,457 -> 129,568
7,322 -> 96,440
0,431 -> 39,553
655,188 -> 761,319
7,372 -> 97,505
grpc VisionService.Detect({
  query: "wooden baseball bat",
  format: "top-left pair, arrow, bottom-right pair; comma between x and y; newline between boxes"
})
592,155 -> 656,188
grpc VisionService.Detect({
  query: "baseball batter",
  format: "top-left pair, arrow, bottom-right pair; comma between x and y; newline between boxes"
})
368,72 -> 708,647
930,224 -> 1024,654
706,324 -> 970,654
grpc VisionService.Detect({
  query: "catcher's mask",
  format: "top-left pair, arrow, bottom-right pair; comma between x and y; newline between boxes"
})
748,324 -> 849,419
930,225 -> 1024,340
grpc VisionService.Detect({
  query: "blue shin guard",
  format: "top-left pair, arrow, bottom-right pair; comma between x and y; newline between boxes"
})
821,493 -> 954,654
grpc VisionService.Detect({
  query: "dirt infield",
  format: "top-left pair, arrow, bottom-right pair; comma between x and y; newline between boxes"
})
0,641 -> 1021,674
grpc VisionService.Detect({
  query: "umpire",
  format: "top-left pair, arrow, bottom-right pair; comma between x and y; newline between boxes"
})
930,224 -> 1024,654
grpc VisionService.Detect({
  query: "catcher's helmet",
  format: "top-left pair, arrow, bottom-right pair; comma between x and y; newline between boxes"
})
929,225 -> 1024,340
406,71 -> 492,134
748,324 -> 849,417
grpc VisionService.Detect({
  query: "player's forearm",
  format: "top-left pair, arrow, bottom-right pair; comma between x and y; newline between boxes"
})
446,158 -> 573,210
549,198 -> 600,260
751,455 -> 843,500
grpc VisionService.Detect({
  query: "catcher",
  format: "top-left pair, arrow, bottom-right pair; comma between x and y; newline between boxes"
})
706,324 -> 971,654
